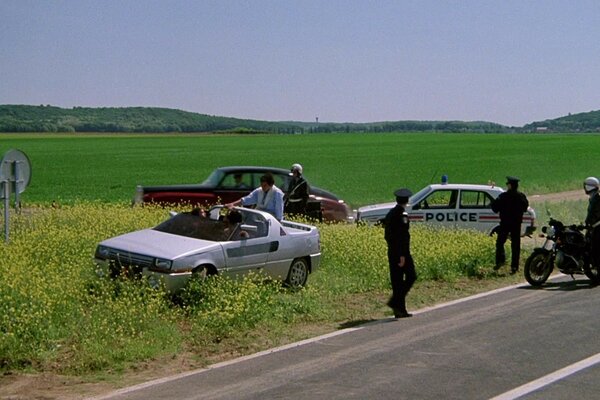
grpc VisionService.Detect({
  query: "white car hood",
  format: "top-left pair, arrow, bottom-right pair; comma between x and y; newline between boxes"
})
99,229 -> 221,260
358,201 -> 414,213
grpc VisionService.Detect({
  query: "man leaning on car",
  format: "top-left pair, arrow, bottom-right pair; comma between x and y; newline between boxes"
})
226,173 -> 285,220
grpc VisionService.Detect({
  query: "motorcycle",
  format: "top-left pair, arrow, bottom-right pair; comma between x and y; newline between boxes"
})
524,217 -> 600,286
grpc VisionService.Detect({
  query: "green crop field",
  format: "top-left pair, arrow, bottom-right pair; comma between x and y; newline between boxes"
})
1,132 -> 599,207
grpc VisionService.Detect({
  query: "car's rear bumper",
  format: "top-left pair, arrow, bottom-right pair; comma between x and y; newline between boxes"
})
310,253 -> 321,272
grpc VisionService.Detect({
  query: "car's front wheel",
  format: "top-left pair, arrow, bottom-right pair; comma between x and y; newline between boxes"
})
285,258 -> 309,288
190,264 -> 216,283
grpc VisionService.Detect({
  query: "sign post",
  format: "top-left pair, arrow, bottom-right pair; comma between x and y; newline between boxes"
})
3,182 -> 8,243
0,149 -> 31,243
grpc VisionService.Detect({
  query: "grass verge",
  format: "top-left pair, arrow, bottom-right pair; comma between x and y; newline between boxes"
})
0,201 -> 579,398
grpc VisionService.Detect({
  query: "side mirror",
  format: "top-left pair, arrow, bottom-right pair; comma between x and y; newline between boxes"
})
240,224 -> 258,232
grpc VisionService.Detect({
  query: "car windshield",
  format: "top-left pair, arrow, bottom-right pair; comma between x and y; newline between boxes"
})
153,212 -> 234,241
409,186 -> 431,204
201,169 -> 225,186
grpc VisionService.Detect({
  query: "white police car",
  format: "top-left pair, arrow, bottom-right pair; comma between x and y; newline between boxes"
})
356,183 -> 536,236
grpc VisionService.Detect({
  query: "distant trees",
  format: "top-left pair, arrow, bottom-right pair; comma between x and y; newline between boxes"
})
0,105 -> 303,134
522,110 -> 600,132
299,120 -> 510,134
2,104 -> 599,134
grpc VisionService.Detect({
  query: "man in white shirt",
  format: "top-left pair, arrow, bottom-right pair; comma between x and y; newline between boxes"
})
226,173 -> 284,220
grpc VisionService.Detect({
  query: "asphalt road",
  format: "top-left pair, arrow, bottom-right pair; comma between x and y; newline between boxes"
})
90,275 -> 600,400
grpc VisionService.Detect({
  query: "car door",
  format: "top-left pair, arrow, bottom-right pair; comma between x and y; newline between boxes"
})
458,189 -> 498,233
219,212 -> 271,279
413,189 -> 459,228
264,225 -> 294,281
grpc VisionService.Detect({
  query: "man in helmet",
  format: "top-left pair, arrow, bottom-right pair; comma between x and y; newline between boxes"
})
491,176 -> 530,274
584,177 -> 600,271
285,163 -> 310,216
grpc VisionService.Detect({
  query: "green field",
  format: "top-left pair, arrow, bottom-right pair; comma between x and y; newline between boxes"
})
1,132 -> 599,206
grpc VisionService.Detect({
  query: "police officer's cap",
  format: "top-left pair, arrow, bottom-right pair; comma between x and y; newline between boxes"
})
506,176 -> 520,184
394,188 -> 412,202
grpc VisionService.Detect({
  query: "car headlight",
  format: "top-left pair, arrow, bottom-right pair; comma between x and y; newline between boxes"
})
95,245 -> 110,259
154,258 -> 172,271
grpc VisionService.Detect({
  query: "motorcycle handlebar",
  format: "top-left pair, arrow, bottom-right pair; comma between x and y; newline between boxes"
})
569,224 -> 587,231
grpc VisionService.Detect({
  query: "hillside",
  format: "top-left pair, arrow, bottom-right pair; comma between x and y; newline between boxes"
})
0,105 -> 301,134
523,110 -> 600,132
0,105 -> 510,133
1,104 -> 599,133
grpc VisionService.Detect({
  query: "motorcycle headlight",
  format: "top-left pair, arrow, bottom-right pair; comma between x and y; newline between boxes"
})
546,226 -> 555,237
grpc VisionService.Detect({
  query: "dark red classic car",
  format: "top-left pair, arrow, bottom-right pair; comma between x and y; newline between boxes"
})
133,166 -> 353,223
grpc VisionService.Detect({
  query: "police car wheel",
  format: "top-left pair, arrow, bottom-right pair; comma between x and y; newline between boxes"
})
489,226 -> 500,237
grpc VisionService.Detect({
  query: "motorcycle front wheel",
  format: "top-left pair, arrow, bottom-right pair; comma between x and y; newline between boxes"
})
524,251 -> 554,286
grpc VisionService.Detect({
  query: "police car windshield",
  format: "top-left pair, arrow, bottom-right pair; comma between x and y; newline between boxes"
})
410,186 -> 431,203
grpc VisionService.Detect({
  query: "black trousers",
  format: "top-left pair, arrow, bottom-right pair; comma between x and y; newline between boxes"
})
496,225 -> 521,270
592,227 -> 600,270
285,200 -> 306,215
387,251 -> 417,313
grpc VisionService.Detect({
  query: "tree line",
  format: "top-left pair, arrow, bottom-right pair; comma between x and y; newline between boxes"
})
1,104 -> 599,134
0,105 -> 304,134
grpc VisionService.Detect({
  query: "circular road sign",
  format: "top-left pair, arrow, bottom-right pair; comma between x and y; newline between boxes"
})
0,149 -> 31,195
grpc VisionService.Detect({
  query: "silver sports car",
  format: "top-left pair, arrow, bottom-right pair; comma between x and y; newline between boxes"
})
94,206 -> 321,291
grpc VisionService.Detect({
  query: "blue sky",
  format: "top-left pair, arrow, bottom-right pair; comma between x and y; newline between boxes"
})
1,0 -> 599,126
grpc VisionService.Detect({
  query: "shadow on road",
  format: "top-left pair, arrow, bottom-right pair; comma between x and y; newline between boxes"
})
338,319 -> 379,329
518,278 -> 598,291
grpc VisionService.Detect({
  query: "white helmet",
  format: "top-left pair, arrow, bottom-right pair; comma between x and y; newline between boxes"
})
291,163 -> 303,174
584,176 -> 599,194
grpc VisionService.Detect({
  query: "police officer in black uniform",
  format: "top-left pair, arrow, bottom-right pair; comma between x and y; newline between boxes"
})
384,188 -> 416,319
584,177 -> 600,271
285,163 -> 310,216
491,176 -> 529,274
